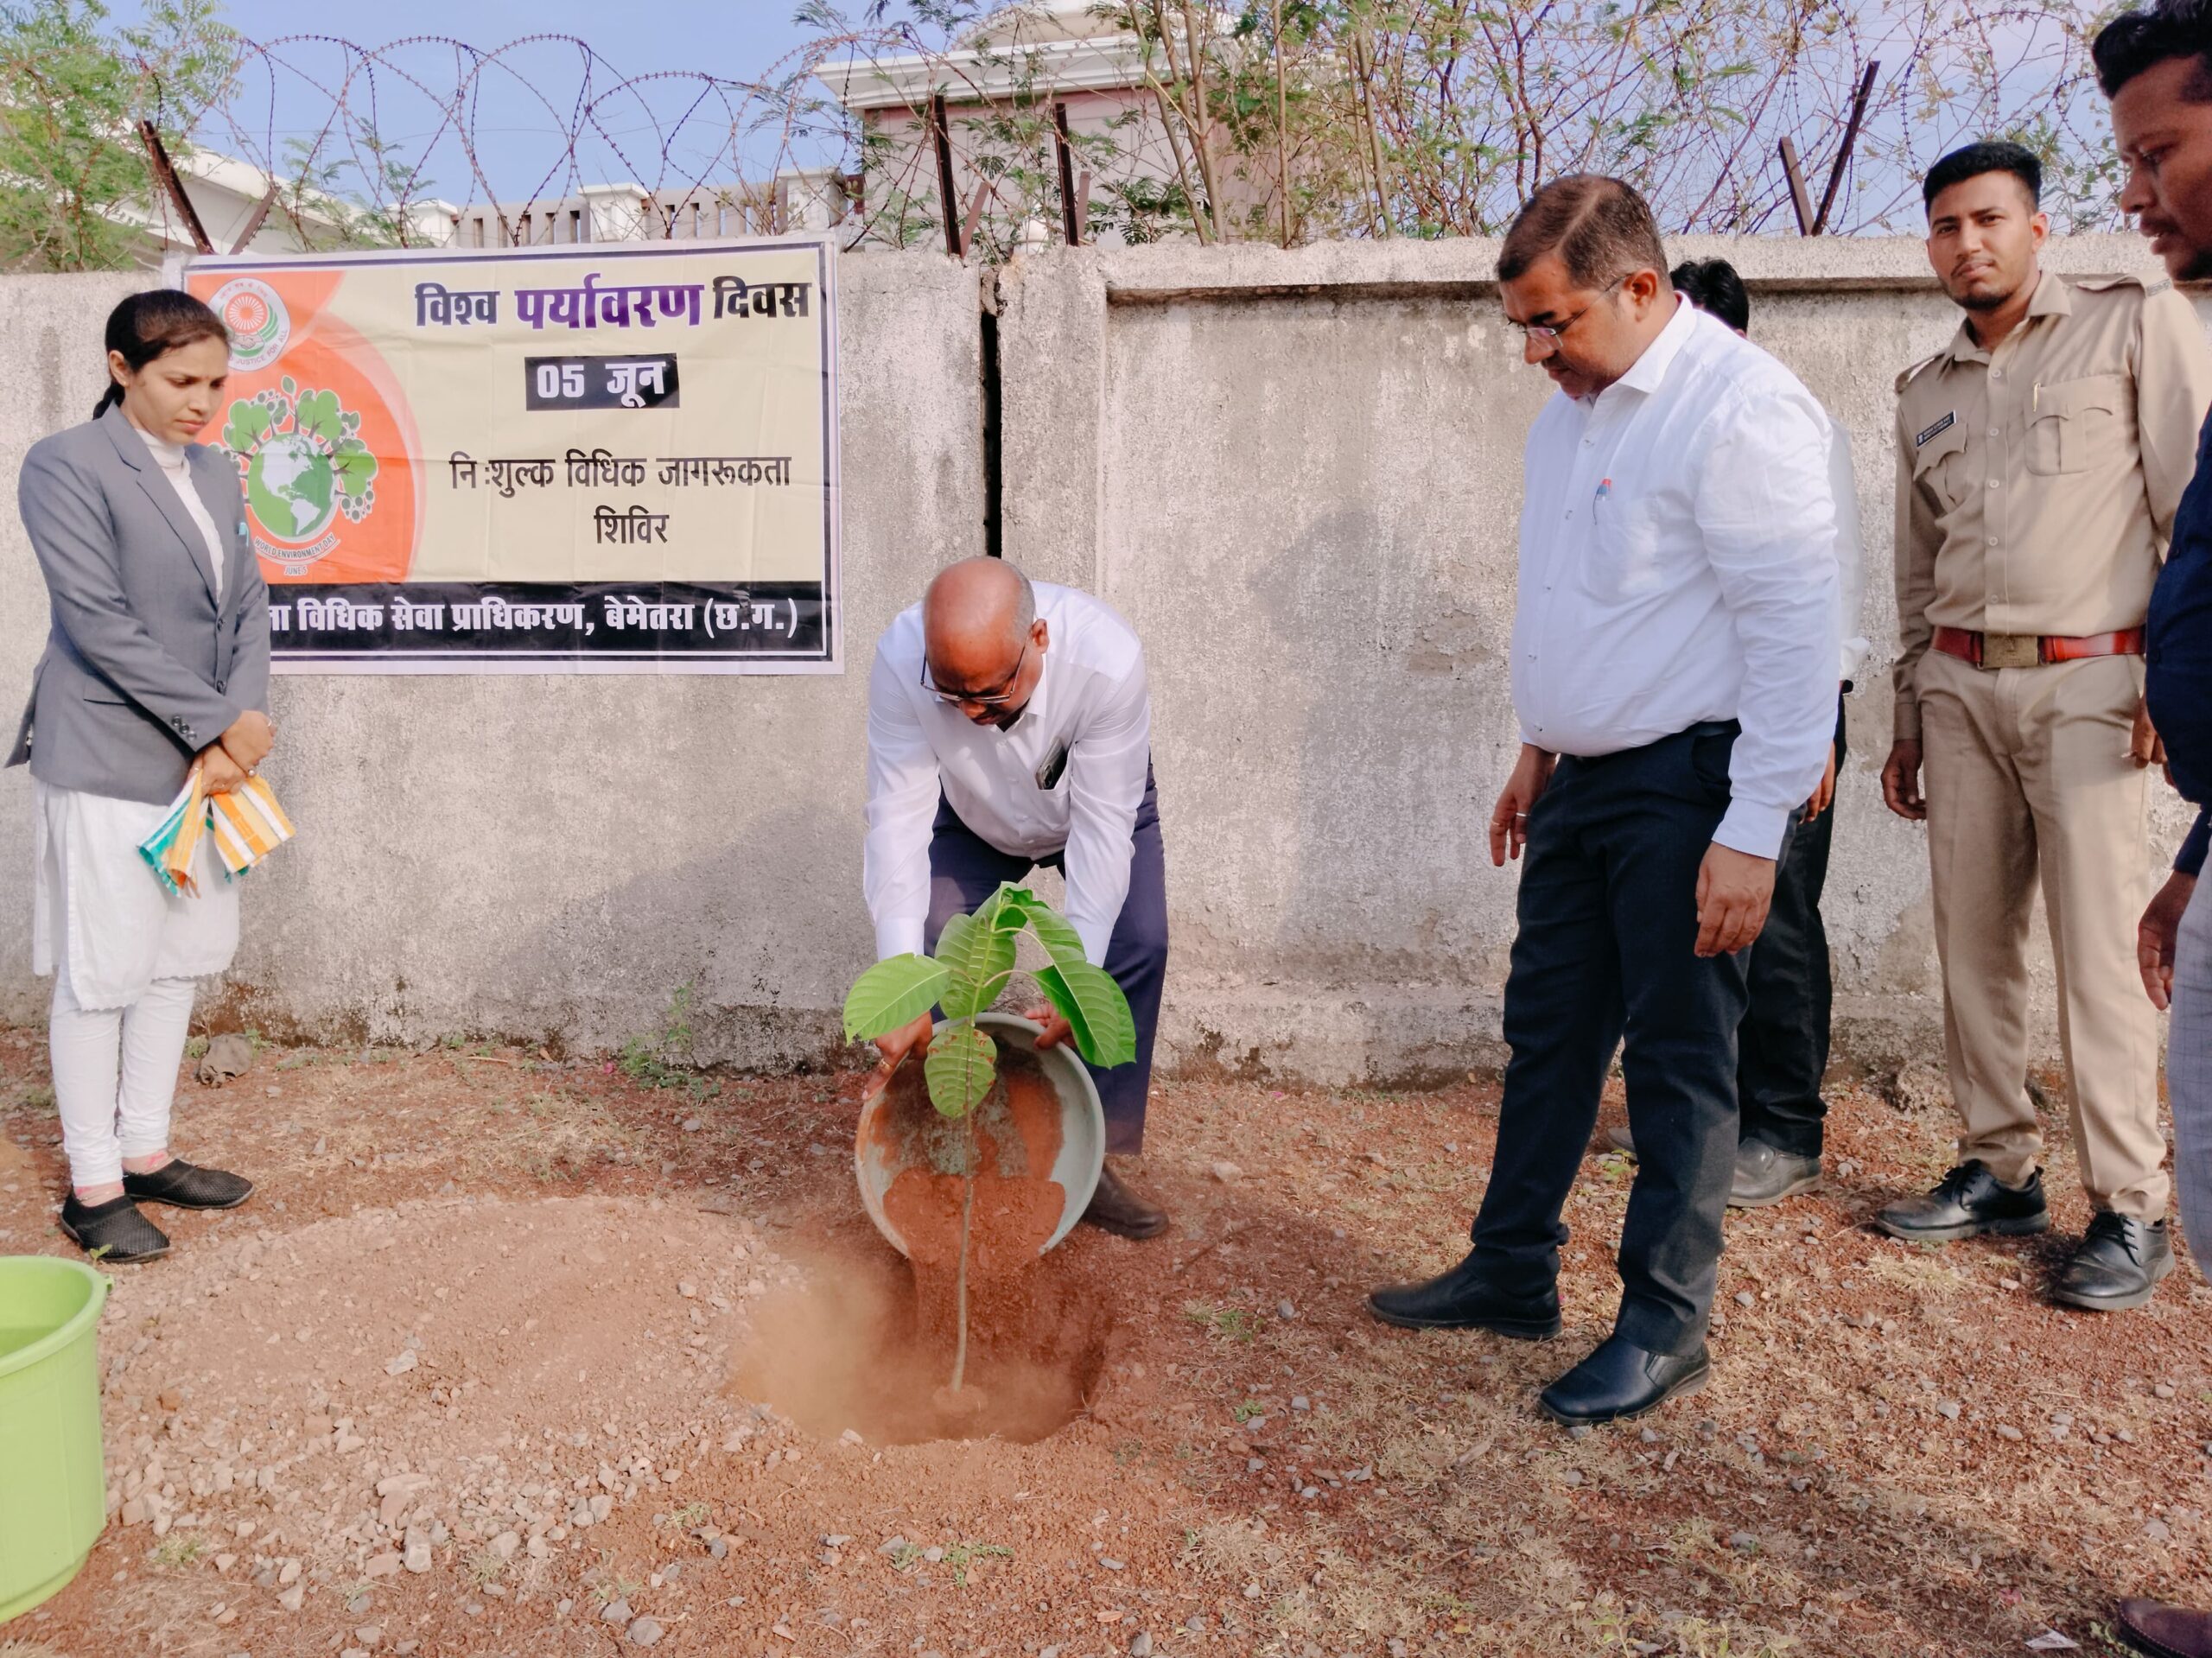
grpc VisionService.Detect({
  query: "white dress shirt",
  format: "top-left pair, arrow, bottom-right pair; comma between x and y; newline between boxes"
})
1512,298 -> 1839,859
865,581 -> 1151,967
1827,414 -> 1870,684
139,426 -> 225,605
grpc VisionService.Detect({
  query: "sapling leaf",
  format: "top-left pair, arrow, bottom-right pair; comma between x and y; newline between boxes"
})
963,886 -> 998,930
988,881 -> 1037,931
1036,959 -> 1138,1069
842,955 -> 951,1043
935,912 -> 1016,1020
1020,905 -> 1090,971
925,1021 -> 998,1118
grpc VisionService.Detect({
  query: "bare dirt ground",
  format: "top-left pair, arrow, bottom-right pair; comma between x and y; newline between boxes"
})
3,1022 -> 2210,1658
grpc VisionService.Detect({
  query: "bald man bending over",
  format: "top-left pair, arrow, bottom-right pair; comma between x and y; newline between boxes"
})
861,557 -> 1171,1237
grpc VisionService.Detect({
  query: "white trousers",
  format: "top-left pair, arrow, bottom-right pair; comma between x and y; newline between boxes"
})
51,956 -> 196,1190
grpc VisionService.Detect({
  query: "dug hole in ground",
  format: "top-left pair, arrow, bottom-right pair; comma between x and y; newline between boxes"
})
0,1025 -> 2207,1656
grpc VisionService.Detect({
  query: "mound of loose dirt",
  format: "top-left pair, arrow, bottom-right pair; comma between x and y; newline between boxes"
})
86,1194 -> 788,1614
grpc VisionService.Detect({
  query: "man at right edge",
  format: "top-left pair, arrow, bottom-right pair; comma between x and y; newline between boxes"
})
1877,138 -> 2212,1312
2093,5 -> 2212,1650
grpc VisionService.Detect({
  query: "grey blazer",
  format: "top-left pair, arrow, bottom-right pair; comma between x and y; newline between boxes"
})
6,412 -> 270,806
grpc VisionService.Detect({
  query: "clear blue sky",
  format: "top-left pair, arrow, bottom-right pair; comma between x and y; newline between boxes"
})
115,2 -> 893,206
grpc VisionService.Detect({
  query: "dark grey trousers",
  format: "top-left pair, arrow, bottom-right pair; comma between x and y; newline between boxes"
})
1468,722 -> 1770,1356
1737,697 -> 1845,1158
922,769 -> 1166,1154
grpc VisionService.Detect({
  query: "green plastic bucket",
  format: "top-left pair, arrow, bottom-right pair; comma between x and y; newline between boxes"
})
0,1256 -> 110,1624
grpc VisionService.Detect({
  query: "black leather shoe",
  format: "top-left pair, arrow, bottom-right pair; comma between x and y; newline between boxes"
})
1538,1332 -> 1710,1426
2051,1212 -> 2173,1312
1365,1249 -> 1560,1338
1729,1140 -> 1822,1209
1080,1162 -> 1168,1240
123,1158 -> 253,1211
59,1194 -> 170,1263
1872,1160 -> 2050,1242
2116,1597 -> 2212,1658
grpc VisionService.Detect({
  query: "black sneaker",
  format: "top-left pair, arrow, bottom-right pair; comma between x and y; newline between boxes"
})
2052,1213 -> 2173,1312
1872,1161 -> 2050,1243
59,1193 -> 170,1263
123,1159 -> 253,1211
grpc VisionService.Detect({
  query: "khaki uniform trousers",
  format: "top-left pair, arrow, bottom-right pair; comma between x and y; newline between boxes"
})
1919,649 -> 2165,1219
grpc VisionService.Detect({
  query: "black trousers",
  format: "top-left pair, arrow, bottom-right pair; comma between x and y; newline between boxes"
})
922,769 -> 1166,1155
1469,723 -> 1763,1356
1737,698 -> 1844,1159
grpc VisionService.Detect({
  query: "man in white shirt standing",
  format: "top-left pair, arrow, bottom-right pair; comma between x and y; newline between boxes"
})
1369,176 -> 1839,1425
861,556 -> 1170,1237
1602,257 -> 1866,1208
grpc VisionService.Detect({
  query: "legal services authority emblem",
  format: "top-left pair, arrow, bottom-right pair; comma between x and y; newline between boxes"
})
222,377 -> 380,572
210,276 -> 290,372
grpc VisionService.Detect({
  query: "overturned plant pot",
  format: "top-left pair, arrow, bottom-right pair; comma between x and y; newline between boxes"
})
855,1012 -> 1105,1263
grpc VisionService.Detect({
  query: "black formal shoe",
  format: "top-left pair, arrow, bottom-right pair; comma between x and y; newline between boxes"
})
1872,1160 -> 2050,1242
1365,1250 -> 1560,1339
2051,1212 -> 2173,1312
123,1158 -> 254,1211
1080,1162 -> 1168,1240
1729,1140 -> 1822,1209
59,1194 -> 170,1263
1538,1332 -> 1711,1426
2116,1597 -> 2212,1658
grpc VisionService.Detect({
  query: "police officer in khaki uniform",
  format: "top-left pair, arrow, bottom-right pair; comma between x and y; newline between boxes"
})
1877,140 -> 2212,1312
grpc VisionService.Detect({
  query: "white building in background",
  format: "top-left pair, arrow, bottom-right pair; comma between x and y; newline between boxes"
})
819,0 -> 1247,246
441,172 -> 855,251
137,145 -> 854,260
126,146 -> 448,257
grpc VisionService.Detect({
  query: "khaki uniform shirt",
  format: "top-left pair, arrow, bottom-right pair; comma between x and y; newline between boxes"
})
1892,269 -> 2212,741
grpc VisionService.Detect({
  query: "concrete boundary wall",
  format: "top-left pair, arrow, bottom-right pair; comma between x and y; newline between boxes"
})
0,238 -> 2201,1083
0,256 -> 988,1068
997,235 -> 2207,1084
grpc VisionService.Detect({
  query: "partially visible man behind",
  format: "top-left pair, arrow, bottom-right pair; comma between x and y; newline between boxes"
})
1606,257 -> 1866,1206
1369,176 -> 1839,1426
1876,140 -> 2212,1313
2096,4 -> 2212,1650
862,556 -> 1171,1238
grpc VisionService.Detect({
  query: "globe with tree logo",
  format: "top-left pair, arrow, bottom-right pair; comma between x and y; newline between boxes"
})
222,378 -> 378,547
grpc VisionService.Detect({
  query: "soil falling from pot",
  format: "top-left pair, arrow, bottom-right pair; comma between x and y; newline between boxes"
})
738,1048 -> 1109,1445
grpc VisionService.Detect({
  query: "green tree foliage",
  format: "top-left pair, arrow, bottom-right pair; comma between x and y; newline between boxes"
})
0,0 -> 237,270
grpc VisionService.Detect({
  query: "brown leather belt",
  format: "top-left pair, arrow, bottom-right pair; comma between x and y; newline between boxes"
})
1931,625 -> 2145,670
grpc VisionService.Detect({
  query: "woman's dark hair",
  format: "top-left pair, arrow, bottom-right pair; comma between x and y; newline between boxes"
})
92,289 -> 229,420
1670,258 -> 1751,334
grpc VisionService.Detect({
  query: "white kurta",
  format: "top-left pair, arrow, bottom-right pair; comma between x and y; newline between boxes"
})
29,424 -> 240,1011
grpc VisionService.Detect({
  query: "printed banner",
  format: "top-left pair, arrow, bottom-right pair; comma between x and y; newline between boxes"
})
174,235 -> 841,673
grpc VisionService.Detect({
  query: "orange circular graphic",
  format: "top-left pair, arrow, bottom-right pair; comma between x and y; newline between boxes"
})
190,274 -> 418,585
220,290 -> 269,335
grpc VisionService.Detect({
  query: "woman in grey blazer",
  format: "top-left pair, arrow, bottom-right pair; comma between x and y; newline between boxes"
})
7,290 -> 274,1262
